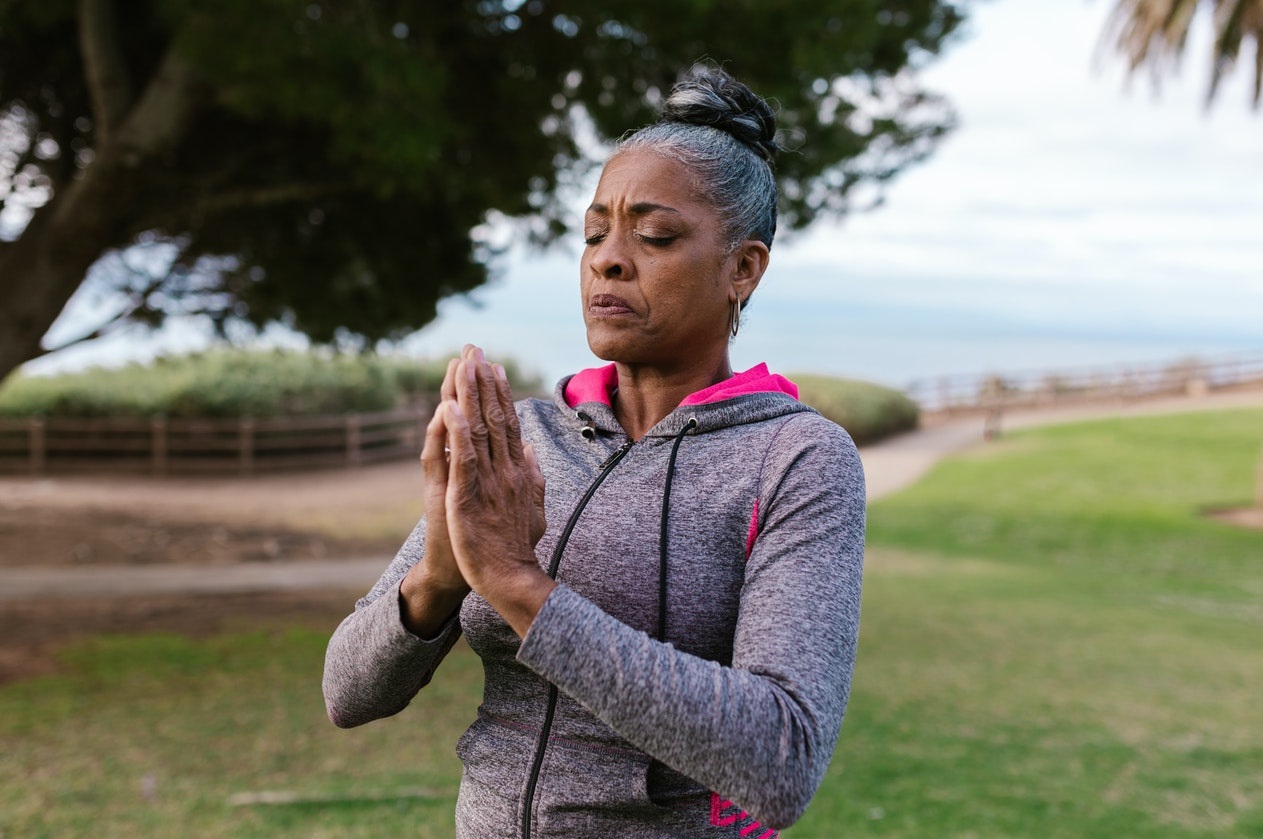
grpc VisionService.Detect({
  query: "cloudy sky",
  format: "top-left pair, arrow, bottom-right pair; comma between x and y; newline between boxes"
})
32,0 -> 1263,389
393,0 -> 1263,388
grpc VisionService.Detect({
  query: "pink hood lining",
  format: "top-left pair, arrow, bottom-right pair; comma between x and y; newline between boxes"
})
563,363 -> 798,409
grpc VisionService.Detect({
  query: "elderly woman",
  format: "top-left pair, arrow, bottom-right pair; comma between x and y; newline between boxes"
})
323,65 -> 865,839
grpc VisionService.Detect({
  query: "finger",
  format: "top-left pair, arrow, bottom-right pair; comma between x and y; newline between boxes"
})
454,359 -> 491,472
442,399 -> 479,497
493,363 -> 526,466
454,359 -> 483,439
476,358 -> 511,466
420,404 -> 449,484
525,443 -> 547,545
525,443 -> 546,505
439,357 -> 459,403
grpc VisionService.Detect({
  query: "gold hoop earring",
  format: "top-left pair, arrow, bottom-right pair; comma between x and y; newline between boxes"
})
729,299 -> 741,337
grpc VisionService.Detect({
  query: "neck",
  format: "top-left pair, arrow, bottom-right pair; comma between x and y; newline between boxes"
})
611,353 -> 733,440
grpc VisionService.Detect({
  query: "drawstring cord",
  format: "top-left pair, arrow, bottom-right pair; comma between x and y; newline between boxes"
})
657,417 -> 698,641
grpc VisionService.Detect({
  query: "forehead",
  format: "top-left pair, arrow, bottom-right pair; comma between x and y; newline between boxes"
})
587,148 -> 706,216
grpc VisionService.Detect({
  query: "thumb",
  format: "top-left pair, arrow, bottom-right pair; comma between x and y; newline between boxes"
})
525,443 -> 547,544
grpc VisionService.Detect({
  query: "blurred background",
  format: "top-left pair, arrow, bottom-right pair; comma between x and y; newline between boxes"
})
8,0 -> 1259,393
2,2 -> 1262,838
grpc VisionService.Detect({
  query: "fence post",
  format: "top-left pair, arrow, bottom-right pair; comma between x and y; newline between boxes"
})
239,417 -> 255,476
152,417 -> 168,477
29,417 -> 46,476
345,415 -> 362,468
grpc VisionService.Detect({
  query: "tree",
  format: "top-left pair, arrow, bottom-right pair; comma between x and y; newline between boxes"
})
0,0 -> 965,385
1103,0 -> 1263,107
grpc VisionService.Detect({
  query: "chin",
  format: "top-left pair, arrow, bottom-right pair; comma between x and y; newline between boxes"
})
585,324 -> 629,361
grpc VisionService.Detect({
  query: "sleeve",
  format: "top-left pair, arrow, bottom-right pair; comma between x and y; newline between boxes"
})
322,516 -> 467,728
515,420 -> 865,829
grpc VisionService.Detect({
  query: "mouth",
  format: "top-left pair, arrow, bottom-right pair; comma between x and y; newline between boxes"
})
588,294 -> 634,316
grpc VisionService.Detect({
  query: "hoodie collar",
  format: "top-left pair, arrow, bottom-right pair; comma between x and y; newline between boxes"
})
556,363 -> 807,438
563,363 -> 797,408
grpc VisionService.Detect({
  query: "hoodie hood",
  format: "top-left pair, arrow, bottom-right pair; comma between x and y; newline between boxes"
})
557,363 -> 808,438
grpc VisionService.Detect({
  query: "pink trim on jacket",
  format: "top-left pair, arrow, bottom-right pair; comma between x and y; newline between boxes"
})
745,500 -> 760,561
563,363 -> 798,409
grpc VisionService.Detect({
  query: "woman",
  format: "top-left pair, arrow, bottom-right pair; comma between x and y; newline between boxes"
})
323,65 -> 866,839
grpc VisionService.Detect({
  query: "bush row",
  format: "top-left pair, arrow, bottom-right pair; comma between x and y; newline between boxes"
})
0,351 -> 919,444
0,349 -> 542,419
792,373 -> 920,446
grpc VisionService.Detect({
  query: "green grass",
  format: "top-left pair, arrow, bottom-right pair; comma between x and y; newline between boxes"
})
789,407 -> 1263,838
3,408 -> 1261,837
0,628 -> 484,839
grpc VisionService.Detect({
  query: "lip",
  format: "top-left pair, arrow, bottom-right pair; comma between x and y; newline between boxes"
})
588,293 -> 635,316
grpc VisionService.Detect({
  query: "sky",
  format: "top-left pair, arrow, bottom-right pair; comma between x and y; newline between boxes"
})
27,0 -> 1263,390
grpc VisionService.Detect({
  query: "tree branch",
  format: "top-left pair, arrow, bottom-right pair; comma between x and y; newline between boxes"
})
196,181 -> 363,215
111,47 -> 203,162
33,270 -> 168,358
78,0 -> 134,143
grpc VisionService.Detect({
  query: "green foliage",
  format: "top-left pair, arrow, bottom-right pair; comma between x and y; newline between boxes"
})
0,349 -> 542,418
0,0 -> 965,350
793,373 -> 920,445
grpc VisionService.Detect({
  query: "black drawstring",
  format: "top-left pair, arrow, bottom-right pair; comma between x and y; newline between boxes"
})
657,418 -> 697,642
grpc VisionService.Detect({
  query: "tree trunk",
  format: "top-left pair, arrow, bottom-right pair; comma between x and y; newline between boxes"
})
0,47 -> 203,386
0,216 -> 102,385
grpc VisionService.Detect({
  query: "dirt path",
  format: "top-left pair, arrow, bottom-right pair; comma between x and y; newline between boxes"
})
1,387 -> 1259,683
4,387 -> 1262,601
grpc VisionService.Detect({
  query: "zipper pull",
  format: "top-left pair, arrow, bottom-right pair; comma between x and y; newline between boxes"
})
599,440 -> 633,471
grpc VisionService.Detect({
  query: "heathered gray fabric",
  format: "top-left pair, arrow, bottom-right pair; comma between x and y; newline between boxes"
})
323,373 -> 866,838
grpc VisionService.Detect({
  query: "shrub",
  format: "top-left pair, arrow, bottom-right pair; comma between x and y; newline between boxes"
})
792,374 -> 920,446
0,348 -> 542,419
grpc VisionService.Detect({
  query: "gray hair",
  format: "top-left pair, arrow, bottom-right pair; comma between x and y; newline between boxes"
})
615,65 -> 780,263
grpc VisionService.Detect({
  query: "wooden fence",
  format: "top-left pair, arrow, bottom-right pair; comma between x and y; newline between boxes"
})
905,351 -> 1263,414
0,406 -> 430,476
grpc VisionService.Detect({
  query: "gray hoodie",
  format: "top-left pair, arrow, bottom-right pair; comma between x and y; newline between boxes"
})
323,364 -> 866,838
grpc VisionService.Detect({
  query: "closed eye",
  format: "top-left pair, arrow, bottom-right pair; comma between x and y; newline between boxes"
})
636,233 -> 676,246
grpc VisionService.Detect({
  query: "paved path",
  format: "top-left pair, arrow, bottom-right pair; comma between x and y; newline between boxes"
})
4,388 -> 1261,601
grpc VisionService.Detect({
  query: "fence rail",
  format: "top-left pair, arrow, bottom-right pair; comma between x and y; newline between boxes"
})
905,351 -> 1263,414
0,406 -> 431,476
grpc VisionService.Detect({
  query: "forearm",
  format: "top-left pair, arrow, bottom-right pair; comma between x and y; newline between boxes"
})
323,581 -> 464,728
517,585 -> 850,829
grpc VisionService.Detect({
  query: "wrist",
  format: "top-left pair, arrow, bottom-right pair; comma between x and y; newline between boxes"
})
399,565 -> 469,639
473,560 -> 556,639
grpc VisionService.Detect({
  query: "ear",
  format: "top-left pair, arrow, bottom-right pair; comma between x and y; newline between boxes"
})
729,239 -> 770,305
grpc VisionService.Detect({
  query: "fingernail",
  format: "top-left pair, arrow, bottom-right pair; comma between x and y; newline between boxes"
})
448,400 -> 463,418
494,364 -> 507,382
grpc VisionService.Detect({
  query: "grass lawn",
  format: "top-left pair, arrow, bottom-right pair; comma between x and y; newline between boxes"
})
790,408 -> 1263,839
2,408 -> 1261,838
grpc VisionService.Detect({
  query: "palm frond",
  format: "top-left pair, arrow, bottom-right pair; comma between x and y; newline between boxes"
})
1105,0 -> 1263,108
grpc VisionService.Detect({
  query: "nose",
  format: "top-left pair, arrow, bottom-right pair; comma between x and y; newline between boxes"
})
587,236 -> 630,280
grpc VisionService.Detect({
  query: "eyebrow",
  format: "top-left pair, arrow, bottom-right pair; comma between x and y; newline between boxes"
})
585,201 -> 683,217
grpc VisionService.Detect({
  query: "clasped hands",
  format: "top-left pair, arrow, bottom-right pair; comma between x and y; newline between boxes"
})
400,344 -> 553,640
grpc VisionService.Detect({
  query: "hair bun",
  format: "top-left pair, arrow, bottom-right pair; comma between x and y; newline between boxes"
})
659,65 -> 780,164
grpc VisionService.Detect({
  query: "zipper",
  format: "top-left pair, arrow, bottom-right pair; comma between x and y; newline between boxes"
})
521,437 -> 634,839
597,439 -> 633,473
